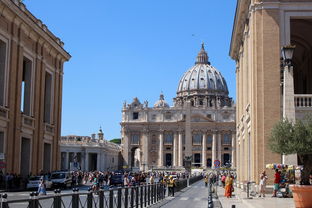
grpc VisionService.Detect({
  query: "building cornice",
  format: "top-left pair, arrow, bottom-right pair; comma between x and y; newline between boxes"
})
1,0 -> 71,61
229,0 -> 251,61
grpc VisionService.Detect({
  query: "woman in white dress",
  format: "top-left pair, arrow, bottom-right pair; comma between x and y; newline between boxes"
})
259,171 -> 268,197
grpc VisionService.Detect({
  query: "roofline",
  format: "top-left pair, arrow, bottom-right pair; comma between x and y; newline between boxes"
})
3,0 -> 71,60
229,0 -> 251,61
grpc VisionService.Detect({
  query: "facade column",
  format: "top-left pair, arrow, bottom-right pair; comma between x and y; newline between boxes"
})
212,132 -> 217,168
184,101 -> 192,158
202,133 -> 207,168
142,130 -> 149,171
65,152 -> 69,170
218,133 -> 222,164
178,131 -> 183,167
231,132 -> 236,168
173,132 -> 178,167
85,152 -> 89,171
159,131 -> 164,167
122,128 -> 129,167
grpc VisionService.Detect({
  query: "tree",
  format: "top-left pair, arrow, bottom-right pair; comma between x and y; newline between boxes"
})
109,138 -> 121,144
269,117 -> 312,185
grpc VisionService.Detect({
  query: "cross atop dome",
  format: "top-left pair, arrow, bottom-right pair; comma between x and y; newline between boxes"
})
195,43 -> 209,65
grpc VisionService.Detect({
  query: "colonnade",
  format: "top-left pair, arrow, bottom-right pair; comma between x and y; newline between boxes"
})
155,131 -> 236,168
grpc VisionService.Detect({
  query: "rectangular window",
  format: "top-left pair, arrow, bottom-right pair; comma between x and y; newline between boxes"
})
21,57 -> 32,115
0,40 -> 6,106
44,72 -> 52,123
43,143 -> 51,172
223,134 -> 232,145
164,132 -> 173,145
207,135 -> 212,145
131,134 -> 140,145
133,112 -> 139,120
193,133 -> 202,145
165,112 -> 171,120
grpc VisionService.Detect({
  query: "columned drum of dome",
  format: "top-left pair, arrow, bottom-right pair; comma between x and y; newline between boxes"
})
121,45 -> 236,171
175,44 -> 231,108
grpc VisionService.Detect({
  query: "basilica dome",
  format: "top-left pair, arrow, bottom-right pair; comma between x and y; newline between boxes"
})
176,44 -> 229,98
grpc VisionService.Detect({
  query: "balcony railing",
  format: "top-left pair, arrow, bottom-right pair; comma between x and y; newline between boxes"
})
294,94 -> 312,108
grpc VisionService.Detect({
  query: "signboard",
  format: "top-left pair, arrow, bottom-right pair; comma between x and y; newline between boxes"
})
214,160 -> 221,168
0,153 -> 4,160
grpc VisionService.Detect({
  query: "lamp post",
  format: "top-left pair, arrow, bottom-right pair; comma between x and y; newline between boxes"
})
281,45 -> 296,164
281,45 -> 296,120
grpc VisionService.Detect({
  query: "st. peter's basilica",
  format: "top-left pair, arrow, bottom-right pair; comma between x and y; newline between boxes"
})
121,44 -> 236,171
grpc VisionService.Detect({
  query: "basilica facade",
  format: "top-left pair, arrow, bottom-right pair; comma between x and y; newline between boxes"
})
121,45 -> 236,171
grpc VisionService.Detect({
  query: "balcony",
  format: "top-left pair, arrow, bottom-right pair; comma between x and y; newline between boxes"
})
294,94 -> 312,120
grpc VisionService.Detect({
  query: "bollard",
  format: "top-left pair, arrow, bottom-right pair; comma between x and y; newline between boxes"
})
109,189 -> 114,208
72,188 -> 79,208
99,190 -> 104,208
140,186 -> 143,208
1,193 -> 9,208
53,189 -> 62,208
135,186 -> 139,208
147,185 -> 150,205
187,178 -> 190,187
130,187 -> 134,208
124,187 -> 129,208
117,188 -> 122,208
87,190 -> 93,208
144,185 -> 147,207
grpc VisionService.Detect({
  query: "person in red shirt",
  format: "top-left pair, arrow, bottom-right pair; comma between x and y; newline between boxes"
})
272,169 -> 281,197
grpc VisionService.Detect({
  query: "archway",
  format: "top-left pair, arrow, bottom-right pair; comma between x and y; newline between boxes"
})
131,147 -> 141,168
165,153 -> 172,167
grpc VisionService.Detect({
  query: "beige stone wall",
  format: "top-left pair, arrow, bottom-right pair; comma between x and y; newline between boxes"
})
231,0 -> 312,185
0,0 -> 70,175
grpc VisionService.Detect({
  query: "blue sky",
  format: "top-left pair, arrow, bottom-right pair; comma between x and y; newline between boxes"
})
25,0 -> 237,140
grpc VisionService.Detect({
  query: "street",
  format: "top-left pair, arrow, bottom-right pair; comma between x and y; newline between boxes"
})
160,180 -> 209,208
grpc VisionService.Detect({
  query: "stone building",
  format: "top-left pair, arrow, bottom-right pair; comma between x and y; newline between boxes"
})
0,0 -> 70,176
230,0 -> 312,184
60,128 -> 121,172
121,45 -> 236,171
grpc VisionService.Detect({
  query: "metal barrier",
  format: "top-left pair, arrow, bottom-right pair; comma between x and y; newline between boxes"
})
0,183 -> 165,208
0,176 -> 204,208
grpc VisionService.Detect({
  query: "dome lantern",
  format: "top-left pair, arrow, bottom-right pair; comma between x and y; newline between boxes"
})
195,43 -> 209,65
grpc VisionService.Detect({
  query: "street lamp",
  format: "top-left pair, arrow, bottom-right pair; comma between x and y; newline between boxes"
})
280,44 -> 296,165
281,45 -> 296,67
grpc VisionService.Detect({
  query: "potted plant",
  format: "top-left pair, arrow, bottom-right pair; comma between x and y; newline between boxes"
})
269,117 -> 312,208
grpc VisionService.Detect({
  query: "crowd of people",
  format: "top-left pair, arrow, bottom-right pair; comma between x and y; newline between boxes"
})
0,171 -> 25,190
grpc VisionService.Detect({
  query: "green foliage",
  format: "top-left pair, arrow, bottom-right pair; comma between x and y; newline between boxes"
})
109,138 -> 121,144
269,117 -> 312,155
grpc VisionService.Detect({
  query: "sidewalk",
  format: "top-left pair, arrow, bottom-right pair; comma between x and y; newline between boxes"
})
217,186 -> 295,208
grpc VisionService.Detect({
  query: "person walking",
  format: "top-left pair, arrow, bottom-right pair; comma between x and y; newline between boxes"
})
168,176 -> 176,197
38,178 -> 47,195
259,170 -> 268,197
272,169 -> 280,197
224,175 -> 233,198
161,176 -> 168,196
204,175 -> 209,187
